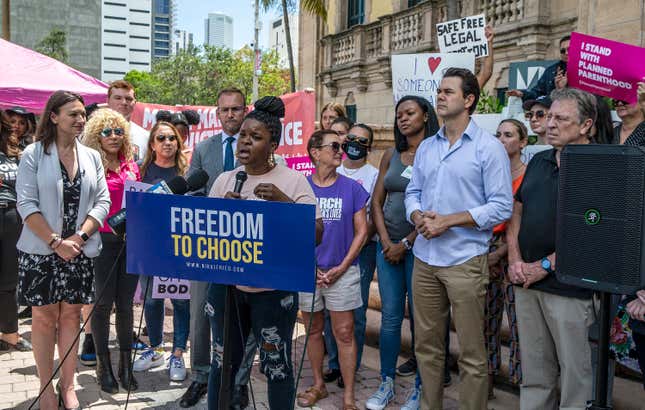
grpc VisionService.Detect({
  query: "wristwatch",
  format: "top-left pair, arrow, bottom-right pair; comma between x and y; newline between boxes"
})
541,257 -> 555,274
76,230 -> 90,242
401,238 -> 413,250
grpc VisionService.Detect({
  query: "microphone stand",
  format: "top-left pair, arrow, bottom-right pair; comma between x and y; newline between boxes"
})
218,285 -> 236,409
218,171 -> 247,409
587,291 -> 612,410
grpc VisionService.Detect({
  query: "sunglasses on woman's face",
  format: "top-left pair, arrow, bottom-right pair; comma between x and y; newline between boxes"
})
100,127 -> 125,138
525,110 -> 546,120
613,99 -> 629,106
346,134 -> 370,146
317,141 -> 341,153
155,134 -> 177,142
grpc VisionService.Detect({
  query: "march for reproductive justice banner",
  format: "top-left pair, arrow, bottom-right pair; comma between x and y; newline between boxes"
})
126,191 -> 316,293
568,32 -> 645,104
130,91 -> 317,176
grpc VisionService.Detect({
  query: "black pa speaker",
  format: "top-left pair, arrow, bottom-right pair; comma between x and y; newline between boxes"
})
556,144 -> 645,295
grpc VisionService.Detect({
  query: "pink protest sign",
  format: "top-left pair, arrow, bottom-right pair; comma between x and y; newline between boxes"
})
568,32 -> 645,103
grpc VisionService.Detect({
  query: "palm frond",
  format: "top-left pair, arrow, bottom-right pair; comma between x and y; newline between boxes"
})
300,0 -> 327,20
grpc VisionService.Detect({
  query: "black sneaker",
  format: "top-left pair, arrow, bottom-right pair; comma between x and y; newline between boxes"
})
444,370 -> 452,387
18,306 -> 32,319
323,368 -> 341,383
79,334 -> 97,366
179,381 -> 207,408
231,384 -> 249,409
396,356 -> 417,377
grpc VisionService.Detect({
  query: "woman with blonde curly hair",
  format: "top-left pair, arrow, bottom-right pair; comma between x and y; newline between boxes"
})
80,108 -> 141,394
131,121 -> 190,381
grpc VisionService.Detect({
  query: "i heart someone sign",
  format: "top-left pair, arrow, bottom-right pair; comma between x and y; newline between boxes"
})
391,53 -> 475,106
427,57 -> 442,74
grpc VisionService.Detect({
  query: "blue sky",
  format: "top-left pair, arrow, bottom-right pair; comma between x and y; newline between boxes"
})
175,0 -> 283,50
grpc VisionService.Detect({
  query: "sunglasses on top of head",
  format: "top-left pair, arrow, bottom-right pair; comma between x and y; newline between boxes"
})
100,127 -> 125,138
155,134 -> 177,142
346,134 -> 370,146
317,141 -> 341,152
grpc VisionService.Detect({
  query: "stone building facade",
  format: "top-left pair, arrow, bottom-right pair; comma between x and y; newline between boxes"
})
298,0 -> 645,145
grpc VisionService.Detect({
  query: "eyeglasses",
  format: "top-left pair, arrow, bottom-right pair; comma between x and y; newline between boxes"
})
560,47 -> 569,54
613,99 -> 628,106
525,110 -> 546,120
346,134 -> 370,146
218,106 -> 245,115
100,127 -> 125,138
316,141 -> 341,153
155,134 -> 177,142
546,114 -> 574,124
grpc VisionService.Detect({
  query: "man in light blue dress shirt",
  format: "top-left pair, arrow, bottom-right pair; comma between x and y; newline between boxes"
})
405,68 -> 513,410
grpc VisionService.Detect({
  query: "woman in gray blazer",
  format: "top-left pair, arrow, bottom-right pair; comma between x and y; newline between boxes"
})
16,91 -> 110,410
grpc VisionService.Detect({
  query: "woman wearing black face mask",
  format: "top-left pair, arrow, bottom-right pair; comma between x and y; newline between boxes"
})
336,124 -> 378,374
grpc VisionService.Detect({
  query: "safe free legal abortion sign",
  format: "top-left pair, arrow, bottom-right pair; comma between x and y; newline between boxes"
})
126,192 -> 316,292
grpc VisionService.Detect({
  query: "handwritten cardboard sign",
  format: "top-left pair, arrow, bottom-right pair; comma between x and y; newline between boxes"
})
568,32 -> 645,103
391,53 -> 475,106
437,14 -> 488,58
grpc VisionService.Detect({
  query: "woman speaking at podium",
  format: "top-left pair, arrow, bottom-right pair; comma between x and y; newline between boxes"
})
206,96 -> 323,409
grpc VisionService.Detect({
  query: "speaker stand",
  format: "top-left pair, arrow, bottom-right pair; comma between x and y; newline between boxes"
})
218,285 -> 235,409
587,291 -> 612,410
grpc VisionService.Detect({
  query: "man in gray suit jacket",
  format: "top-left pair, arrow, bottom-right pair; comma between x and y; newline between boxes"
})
179,87 -> 252,408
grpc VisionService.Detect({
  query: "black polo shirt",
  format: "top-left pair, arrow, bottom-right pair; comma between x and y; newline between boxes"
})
515,148 -> 592,299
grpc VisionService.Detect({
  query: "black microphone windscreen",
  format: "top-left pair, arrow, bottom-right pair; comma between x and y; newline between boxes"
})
166,175 -> 189,194
186,170 -> 209,191
236,171 -> 248,183
233,171 -> 248,194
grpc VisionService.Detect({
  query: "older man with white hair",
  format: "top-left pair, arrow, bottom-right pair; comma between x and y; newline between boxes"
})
507,88 -> 597,410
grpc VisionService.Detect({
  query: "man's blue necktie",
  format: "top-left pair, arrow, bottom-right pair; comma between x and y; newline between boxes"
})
224,136 -> 234,171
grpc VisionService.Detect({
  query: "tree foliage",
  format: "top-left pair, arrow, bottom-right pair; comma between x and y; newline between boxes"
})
260,0 -> 327,92
124,45 -> 290,105
35,28 -> 69,63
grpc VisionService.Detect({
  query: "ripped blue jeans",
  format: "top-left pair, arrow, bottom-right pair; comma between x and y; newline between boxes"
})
206,285 -> 298,409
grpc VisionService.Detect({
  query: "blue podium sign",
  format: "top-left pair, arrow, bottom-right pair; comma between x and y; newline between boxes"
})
126,192 -> 316,292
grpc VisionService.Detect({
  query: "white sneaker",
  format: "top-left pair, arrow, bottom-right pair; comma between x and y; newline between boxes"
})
366,376 -> 395,410
168,354 -> 187,381
133,347 -> 164,372
400,385 -> 421,410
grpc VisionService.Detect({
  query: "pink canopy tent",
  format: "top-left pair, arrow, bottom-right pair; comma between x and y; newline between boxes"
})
0,38 -> 109,114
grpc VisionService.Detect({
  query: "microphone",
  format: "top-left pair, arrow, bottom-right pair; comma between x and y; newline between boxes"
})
186,170 -> 210,192
107,170 -> 210,236
233,171 -> 248,194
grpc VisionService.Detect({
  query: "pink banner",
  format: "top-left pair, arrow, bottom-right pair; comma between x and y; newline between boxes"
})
567,32 -> 645,103
129,91 -> 316,175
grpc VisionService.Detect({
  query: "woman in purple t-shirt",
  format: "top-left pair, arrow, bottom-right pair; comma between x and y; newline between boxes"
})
298,129 -> 369,410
